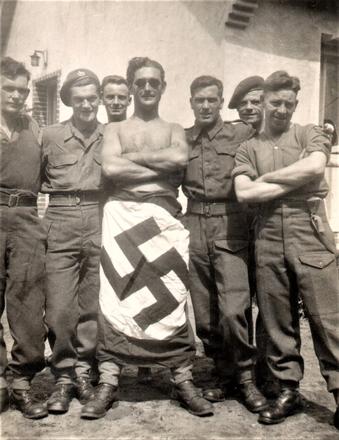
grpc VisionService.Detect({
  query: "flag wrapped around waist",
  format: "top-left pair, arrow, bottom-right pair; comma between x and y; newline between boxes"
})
98,199 -> 196,367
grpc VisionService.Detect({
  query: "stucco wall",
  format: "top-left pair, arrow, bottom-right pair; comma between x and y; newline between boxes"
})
223,0 -> 339,125
4,0 -> 230,125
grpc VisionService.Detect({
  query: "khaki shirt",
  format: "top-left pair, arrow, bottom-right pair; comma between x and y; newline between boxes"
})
41,119 -> 104,193
233,123 -> 331,200
182,117 -> 253,202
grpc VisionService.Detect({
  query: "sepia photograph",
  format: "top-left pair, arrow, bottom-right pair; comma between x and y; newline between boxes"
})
0,0 -> 338,439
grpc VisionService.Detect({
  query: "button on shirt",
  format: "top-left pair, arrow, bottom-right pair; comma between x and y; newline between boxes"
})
182,117 -> 253,202
41,119 -> 104,193
233,123 -> 331,200
0,114 -> 42,196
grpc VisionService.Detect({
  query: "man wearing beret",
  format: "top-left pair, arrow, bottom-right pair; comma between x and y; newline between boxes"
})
42,69 -> 103,414
228,75 -> 264,133
229,76 -> 278,397
182,75 -> 267,413
0,57 -> 47,419
233,71 -> 339,428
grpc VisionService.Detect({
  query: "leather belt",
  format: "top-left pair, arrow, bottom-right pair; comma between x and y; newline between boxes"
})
48,191 -> 101,206
0,193 -> 37,207
186,200 -> 241,217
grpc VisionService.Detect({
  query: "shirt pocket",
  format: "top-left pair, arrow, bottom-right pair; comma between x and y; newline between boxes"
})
214,144 -> 237,178
48,154 -> 78,188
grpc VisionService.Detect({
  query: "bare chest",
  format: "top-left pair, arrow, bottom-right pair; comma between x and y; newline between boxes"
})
119,122 -> 172,153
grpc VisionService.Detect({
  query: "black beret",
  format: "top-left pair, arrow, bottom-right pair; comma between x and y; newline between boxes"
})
228,76 -> 264,109
60,68 -> 100,106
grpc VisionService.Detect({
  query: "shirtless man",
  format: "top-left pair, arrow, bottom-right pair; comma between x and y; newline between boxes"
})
81,57 -> 213,419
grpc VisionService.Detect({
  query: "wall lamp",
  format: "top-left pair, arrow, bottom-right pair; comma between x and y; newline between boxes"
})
30,50 -> 48,68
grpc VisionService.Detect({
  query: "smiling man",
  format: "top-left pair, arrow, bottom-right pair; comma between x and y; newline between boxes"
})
182,75 -> 267,414
101,75 -> 131,123
42,69 -> 104,414
228,76 -> 264,132
81,57 -> 213,419
233,71 -> 339,428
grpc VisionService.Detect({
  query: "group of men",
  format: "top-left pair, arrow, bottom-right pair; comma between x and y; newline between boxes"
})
0,55 -> 338,431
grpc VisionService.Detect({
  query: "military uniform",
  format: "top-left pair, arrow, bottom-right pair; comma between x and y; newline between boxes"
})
182,117 -> 257,385
233,123 -> 339,392
42,119 -> 104,384
0,115 -> 45,391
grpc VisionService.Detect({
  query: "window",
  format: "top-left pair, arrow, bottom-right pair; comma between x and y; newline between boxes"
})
33,71 -> 61,216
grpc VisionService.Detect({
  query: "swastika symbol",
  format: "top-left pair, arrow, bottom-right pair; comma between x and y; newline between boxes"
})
101,217 -> 188,331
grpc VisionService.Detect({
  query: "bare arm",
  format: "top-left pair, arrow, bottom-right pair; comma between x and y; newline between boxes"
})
123,123 -> 188,172
101,123 -> 162,183
257,151 -> 327,187
234,175 -> 293,203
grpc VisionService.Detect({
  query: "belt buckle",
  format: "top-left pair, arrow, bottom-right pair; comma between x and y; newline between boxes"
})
74,191 -> 81,205
8,194 -> 19,207
204,203 -> 211,217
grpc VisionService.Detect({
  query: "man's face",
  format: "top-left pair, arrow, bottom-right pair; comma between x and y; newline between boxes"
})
190,85 -> 224,128
264,89 -> 298,134
102,82 -> 131,121
132,67 -> 165,108
70,83 -> 100,125
237,89 -> 263,129
1,75 -> 30,116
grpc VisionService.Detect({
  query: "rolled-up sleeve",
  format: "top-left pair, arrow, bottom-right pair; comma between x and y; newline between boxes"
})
305,124 -> 332,162
232,141 -> 258,180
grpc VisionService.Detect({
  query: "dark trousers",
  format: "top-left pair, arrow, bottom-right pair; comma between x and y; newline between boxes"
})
44,204 -> 101,383
256,200 -> 339,392
186,210 -> 256,384
0,206 -> 45,388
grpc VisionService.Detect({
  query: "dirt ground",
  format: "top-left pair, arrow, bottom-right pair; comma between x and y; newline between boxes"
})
1,314 -> 338,440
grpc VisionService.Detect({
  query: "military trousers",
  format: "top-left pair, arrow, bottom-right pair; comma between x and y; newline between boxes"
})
44,203 -> 101,383
186,207 -> 256,383
0,206 -> 46,389
255,200 -> 339,392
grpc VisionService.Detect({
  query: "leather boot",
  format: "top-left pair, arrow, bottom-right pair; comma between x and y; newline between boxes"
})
258,388 -> 303,424
176,380 -> 214,417
203,381 -> 237,402
81,383 -> 118,419
76,377 -> 94,404
239,381 -> 268,413
0,388 -> 9,413
47,384 -> 74,414
11,389 -> 48,419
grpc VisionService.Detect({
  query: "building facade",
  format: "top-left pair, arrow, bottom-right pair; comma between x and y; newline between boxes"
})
1,0 -> 338,232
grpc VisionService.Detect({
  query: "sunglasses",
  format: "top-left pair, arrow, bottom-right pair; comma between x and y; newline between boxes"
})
134,78 -> 161,89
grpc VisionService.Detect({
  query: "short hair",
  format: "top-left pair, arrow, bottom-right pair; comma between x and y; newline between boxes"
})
264,71 -> 300,94
190,76 -> 223,97
126,57 -> 165,89
101,75 -> 128,91
1,56 -> 30,81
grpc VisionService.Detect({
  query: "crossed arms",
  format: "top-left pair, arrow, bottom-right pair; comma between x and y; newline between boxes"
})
234,151 -> 327,203
101,122 -> 188,184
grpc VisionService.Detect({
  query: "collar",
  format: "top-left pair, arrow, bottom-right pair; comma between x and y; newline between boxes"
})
0,114 -> 29,142
192,117 -> 224,141
64,118 -> 104,143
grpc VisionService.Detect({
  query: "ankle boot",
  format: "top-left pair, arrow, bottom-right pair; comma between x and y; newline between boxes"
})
81,383 -> 118,419
176,380 -> 214,417
11,389 -> 48,419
